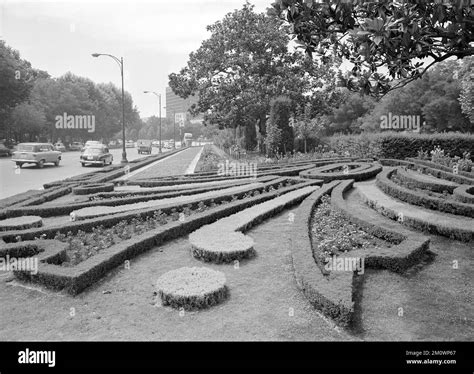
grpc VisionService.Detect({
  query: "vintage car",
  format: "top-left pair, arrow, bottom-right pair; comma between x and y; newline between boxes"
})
80,146 -> 113,167
54,142 -> 66,152
69,141 -> 84,151
137,139 -> 152,154
0,142 -> 12,157
11,143 -> 61,168
81,140 -> 103,152
125,140 -> 135,148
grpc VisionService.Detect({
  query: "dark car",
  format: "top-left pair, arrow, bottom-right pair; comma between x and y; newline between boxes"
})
80,146 -> 113,167
0,143 -> 11,157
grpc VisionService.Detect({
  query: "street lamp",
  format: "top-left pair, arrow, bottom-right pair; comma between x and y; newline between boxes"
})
91,53 -> 128,164
144,91 -> 162,154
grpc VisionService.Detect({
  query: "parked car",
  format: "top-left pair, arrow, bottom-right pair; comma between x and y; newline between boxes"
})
54,142 -> 66,152
137,139 -> 152,154
0,143 -> 12,157
80,146 -> 113,167
151,140 -> 160,147
69,141 -> 84,151
125,140 -> 135,148
11,143 -> 61,168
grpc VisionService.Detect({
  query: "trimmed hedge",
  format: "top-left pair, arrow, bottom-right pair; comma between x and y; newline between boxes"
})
406,158 -> 474,179
189,185 -> 319,264
0,178 -> 321,243
453,185 -> 474,204
376,168 -> 474,217
11,179 -> 321,294
156,267 -> 228,310
329,132 -> 474,159
380,159 -> 474,185
289,180 -> 430,328
395,167 -> 458,194
72,183 -> 114,195
300,162 -> 382,182
0,216 -> 43,232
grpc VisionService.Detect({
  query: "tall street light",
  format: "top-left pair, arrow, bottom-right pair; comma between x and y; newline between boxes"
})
91,53 -> 128,163
144,91 -> 162,154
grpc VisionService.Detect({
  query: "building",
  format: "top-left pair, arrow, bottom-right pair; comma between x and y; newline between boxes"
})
165,86 -> 203,124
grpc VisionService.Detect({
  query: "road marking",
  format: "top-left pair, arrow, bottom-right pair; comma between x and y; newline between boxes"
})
185,147 -> 204,175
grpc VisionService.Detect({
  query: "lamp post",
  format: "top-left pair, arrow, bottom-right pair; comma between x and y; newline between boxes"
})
91,53 -> 128,164
144,91 -> 162,154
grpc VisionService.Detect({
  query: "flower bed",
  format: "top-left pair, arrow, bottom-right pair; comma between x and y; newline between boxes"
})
10,180 -> 321,294
156,267 -> 228,310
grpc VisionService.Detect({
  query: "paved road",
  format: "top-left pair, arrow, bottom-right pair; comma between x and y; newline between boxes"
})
0,147 -> 172,199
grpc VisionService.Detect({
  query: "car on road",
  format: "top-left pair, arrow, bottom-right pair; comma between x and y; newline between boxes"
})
69,142 -> 84,151
0,143 -> 12,157
137,139 -> 152,154
80,146 -> 113,167
54,142 -> 66,152
81,140 -> 103,152
11,143 -> 61,168
125,140 -> 135,148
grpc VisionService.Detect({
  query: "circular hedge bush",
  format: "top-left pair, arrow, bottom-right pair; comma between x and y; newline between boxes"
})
300,162 -> 382,182
72,183 -> 114,195
156,267 -> 228,310
0,216 -> 43,231
190,231 -> 255,263
453,185 -> 474,204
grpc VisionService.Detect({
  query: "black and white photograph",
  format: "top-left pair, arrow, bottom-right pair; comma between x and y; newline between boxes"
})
0,0 -> 473,370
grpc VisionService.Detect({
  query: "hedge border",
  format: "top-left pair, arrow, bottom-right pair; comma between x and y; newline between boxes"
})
300,163 -> 382,182
358,181 -> 474,242
379,159 -> 474,185
0,216 -> 43,232
453,185 -> 474,204
11,179 -> 322,295
72,183 -> 114,195
395,167 -> 458,194
2,177 -> 280,219
189,185 -> 319,264
0,178 -> 322,243
289,180 -> 429,328
376,168 -> 474,218
406,158 -> 474,179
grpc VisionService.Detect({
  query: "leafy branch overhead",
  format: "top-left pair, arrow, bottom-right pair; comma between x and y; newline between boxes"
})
271,0 -> 473,97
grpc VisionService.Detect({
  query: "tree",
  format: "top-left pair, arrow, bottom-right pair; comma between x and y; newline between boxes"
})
294,103 -> 320,152
169,3 -> 333,150
271,0 -> 473,97
265,96 -> 293,156
9,103 -> 46,142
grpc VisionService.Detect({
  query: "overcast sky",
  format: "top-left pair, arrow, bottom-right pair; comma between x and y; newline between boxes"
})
1,0 -> 271,118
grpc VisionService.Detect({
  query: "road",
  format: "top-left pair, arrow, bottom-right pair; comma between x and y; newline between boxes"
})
0,147 -> 173,199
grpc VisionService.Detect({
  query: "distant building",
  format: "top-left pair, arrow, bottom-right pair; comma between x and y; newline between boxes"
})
165,86 -> 203,124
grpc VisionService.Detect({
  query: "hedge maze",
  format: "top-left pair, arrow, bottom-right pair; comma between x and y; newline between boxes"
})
0,153 -> 472,328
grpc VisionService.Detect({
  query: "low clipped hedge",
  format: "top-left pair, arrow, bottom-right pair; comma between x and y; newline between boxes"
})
395,167 -> 458,194
0,178 -> 320,243
329,132 -> 474,159
376,168 -> 474,217
300,162 -> 382,182
10,180 -> 321,294
156,267 -> 228,310
406,158 -> 474,179
453,185 -> 474,204
0,216 -> 43,232
289,180 -> 430,328
189,185 -> 319,264
72,183 -> 114,195
380,159 -> 474,185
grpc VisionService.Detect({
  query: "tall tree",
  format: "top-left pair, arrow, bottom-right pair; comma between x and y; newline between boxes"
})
271,0 -> 473,97
169,3 -> 332,150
